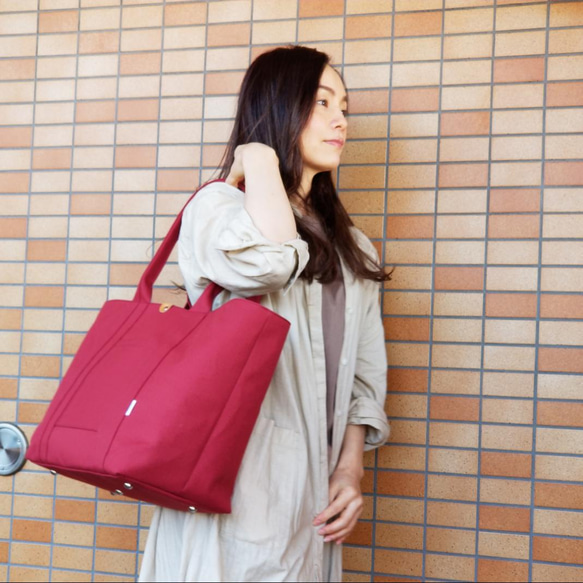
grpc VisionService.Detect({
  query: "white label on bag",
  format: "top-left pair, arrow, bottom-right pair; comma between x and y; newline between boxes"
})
125,399 -> 137,416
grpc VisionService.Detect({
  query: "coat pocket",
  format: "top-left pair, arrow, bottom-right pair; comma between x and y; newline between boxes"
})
219,416 -> 306,547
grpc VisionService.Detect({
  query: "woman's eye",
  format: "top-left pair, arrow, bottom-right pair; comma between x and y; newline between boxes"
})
317,98 -> 328,107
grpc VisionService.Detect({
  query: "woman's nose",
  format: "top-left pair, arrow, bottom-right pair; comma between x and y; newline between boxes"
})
333,110 -> 347,130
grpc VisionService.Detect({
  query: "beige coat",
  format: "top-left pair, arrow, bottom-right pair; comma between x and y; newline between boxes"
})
139,181 -> 390,582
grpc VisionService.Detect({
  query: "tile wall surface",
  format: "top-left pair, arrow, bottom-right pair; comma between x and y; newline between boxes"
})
0,0 -> 582,581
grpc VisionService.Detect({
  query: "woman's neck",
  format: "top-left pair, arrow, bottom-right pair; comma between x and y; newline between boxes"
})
294,171 -> 316,216
299,170 -> 316,200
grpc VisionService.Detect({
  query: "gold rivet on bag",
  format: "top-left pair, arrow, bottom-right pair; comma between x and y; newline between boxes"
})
159,304 -> 172,313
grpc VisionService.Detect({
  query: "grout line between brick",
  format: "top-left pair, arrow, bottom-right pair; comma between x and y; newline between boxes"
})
368,1 -> 396,579
528,2 -> 552,579
421,1 -> 446,579
473,3 -> 498,578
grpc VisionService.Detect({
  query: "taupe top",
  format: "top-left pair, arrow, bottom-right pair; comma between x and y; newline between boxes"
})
303,216 -> 346,447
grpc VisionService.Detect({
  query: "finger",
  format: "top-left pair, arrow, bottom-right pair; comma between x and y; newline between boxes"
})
225,165 -> 239,185
321,515 -> 354,538
314,485 -> 361,524
320,496 -> 363,530
324,526 -> 352,544
319,502 -> 362,537
323,518 -> 359,543
314,491 -> 354,526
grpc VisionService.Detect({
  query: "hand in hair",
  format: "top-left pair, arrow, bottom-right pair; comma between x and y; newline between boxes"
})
225,143 -> 298,244
225,143 -> 277,188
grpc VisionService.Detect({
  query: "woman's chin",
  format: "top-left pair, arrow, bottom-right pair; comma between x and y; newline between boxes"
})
319,159 -> 343,173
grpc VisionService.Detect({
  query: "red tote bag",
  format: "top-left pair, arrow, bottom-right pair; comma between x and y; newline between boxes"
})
27,182 -> 291,513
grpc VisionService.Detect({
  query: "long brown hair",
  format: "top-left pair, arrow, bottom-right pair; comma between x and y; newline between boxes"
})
219,45 -> 391,284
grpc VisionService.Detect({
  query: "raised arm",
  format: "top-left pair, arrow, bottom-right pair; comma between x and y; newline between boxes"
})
225,143 -> 298,243
178,146 -> 309,297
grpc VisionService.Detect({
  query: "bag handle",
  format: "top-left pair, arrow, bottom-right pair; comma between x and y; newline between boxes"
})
133,179 -> 224,304
133,179 -> 261,307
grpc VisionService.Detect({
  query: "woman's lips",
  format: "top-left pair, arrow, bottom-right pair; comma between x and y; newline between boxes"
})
324,139 -> 345,148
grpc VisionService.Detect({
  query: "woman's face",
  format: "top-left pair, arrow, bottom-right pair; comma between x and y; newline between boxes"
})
300,65 -> 348,183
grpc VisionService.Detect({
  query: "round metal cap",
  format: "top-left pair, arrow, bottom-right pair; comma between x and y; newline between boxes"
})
0,422 -> 28,476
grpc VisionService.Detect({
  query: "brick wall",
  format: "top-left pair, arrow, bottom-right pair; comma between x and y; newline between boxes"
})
0,0 -> 582,581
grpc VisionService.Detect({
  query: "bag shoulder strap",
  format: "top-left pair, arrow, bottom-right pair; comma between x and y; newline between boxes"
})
133,179 -> 225,304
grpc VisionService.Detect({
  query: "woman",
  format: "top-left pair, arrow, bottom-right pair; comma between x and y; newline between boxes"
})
139,45 -> 390,583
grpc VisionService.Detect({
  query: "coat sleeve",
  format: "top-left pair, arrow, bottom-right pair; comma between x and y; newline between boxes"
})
346,230 -> 390,450
178,181 -> 309,296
